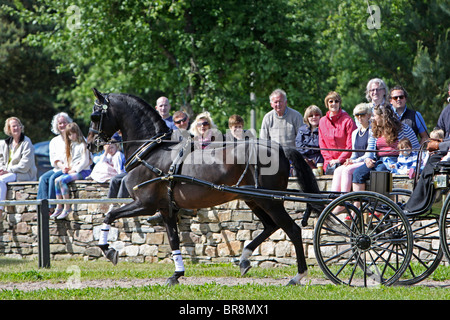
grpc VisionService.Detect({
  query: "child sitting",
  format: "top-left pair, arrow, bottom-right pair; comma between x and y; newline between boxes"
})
384,138 -> 418,175
89,140 -> 125,183
51,122 -> 92,219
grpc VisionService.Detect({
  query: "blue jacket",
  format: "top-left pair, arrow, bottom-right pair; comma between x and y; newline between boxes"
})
295,124 -> 323,165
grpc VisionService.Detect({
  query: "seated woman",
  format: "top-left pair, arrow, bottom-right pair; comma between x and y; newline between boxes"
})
352,105 -> 420,192
0,117 -> 37,218
295,105 -> 323,168
189,111 -> 221,149
331,103 -> 372,193
319,91 -> 357,175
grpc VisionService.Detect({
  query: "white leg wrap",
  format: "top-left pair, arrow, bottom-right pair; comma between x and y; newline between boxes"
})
172,250 -> 185,272
98,223 -> 110,246
292,271 -> 308,284
240,248 -> 252,262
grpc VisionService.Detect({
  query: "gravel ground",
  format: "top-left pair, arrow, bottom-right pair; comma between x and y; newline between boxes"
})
0,276 -> 449,291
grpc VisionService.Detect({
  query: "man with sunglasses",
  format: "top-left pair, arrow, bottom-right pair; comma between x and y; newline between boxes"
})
173,111 -> 190,130
171,111 -> 192,142
390,85 -> 429,144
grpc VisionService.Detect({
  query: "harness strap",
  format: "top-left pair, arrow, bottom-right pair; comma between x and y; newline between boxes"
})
125,131 -> 172,172
166,137 -> 192,217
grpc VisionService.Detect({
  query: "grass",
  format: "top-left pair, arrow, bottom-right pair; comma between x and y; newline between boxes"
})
0,258 -> 449,300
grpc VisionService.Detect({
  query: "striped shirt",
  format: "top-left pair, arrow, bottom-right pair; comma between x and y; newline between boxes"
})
366,123 -> 420,160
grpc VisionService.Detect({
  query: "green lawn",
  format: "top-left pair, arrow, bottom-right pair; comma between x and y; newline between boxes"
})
0,258 -> 449,301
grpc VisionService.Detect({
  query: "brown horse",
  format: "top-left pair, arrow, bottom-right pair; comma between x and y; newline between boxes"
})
87,88 -> 322,285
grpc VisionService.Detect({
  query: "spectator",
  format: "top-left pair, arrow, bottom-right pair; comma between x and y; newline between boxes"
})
295,105 -> 323,168
0,117 -> 37,218
226,114 -> 255,141
172,110 -> 191,142
173,110 -> 190,130
390,85 -> 429,144
51,123 -> 92,219
89,140 -> 125,183
410,128 -> 446,178
404,87 -> 450,213
189,111 -> 220,149
352,105 -> 419,192
37,112 -> 73,215
155,96 -> 177,130
436,83 -> 450,138
366,78 -> 389,108
106,172 -> 130,213
331,103 -> 372,193
384,138 -> 417,175
318,91 -> 357,174
260,89 -> 303,148
404,139 -> 450,214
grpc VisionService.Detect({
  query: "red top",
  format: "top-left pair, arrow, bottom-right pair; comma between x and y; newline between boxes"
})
318,109 -> 357,170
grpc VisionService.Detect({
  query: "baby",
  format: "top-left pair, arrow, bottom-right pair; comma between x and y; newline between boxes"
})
385,138 -> 418,175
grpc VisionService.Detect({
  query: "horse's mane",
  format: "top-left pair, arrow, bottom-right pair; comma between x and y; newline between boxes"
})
112,93 -> 170,137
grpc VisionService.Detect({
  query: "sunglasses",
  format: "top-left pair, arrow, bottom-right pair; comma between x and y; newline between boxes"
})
328,99 -> 340,104
354,113 -> 367,117
391,95 -> 405,101
174,116 -> 188,124
197,121 -> 210,127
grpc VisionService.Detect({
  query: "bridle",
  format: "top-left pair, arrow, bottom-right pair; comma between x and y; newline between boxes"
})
89,95 -> 111,147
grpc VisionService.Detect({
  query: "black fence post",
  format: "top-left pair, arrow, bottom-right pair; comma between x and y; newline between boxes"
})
38,199 -> 50,268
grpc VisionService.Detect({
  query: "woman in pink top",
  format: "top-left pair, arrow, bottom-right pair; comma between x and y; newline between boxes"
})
318,91 -> 357,174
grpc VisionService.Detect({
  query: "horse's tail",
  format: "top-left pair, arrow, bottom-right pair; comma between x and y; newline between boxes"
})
284,147 -> 324,224
284,147 -> 320,193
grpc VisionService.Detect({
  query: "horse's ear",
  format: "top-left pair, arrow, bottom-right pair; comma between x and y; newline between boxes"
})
92,88 -> 103,101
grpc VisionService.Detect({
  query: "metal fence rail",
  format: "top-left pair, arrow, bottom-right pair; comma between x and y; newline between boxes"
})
0,198 -> 133,268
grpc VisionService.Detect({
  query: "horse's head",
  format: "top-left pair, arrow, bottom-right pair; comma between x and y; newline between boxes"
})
87,88 -> 118,153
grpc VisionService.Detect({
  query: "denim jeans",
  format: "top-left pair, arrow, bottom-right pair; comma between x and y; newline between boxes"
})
37,169 -> 63,208
352,160 -> 388,184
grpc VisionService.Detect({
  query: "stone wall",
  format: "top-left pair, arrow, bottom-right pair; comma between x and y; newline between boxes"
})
0,176 -> 415,268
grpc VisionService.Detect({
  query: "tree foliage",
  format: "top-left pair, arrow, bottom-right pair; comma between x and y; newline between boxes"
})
1,0 -> 449,136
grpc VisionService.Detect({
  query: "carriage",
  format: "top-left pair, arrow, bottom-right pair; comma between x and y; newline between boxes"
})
87,89 -> 450,287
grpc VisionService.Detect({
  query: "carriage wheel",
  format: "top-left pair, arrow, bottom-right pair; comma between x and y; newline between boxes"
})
314,191 -> 413,287
439,193 -> 450,264
390,189 -> 442,286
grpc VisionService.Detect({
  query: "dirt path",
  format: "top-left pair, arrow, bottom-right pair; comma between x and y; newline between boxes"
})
0,276 -> 449,291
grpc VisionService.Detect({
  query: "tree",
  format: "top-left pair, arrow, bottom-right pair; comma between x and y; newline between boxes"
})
7,0 -> 325,131
317,0 -> 450,128
0,0 -> 74,142
3,0 -> 449,136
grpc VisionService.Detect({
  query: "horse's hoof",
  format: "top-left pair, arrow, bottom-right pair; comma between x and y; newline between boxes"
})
105,248 -> 119,265
286,271 -> 307,286
165,271 -> 184,286
286,279 -> 298,286
239,260 -> 251,276
165,277 -> 180,286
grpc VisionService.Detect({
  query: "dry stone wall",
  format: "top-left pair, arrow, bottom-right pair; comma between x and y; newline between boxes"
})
0,176 -> 414,267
